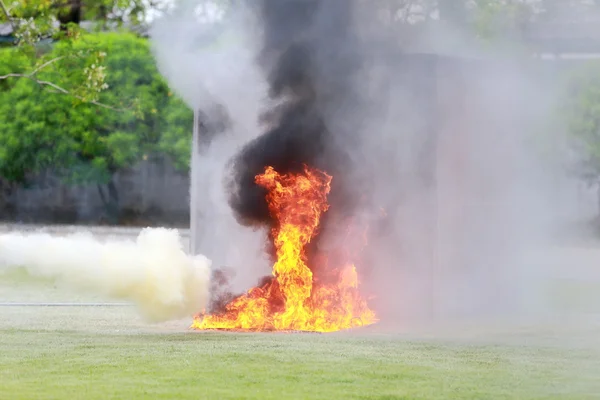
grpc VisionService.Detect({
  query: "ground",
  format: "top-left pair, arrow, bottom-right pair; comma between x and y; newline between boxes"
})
2,312 -> 600,400
2,225 -> 600,399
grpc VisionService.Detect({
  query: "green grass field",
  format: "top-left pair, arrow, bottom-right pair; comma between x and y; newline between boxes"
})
1,323 -> 600,400
2,276 -> 600,400
2,232 -> 600,399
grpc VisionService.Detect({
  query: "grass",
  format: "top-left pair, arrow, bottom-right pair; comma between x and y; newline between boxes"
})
2,237 -> 600,399
1,328 -> 600,400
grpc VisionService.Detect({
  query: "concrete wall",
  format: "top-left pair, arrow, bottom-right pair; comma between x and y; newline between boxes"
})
0,158 -> 190,226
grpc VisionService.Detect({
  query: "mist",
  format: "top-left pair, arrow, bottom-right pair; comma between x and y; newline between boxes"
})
150,0 -> 597,330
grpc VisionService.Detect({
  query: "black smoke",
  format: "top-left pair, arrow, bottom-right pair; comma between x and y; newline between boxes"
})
227,0 -> 365,227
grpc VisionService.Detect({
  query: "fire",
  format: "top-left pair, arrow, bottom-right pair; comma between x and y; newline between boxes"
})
192,165 -> 377,332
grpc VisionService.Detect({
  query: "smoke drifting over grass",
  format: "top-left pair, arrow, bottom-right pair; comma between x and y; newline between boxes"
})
0,228 -> 211,322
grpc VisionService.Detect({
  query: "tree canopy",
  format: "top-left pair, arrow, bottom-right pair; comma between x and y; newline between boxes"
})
0,0 -> 169,104
0,31 -> 192,219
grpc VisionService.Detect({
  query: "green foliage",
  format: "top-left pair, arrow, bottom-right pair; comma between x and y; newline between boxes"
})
471,0 -> 532,44
80,0 -> 159,27
0,0 -> 167,104
0,32 -> 192,186
2,1 -> 159,34
563,61 -> 600,184
159,96 -> 194,171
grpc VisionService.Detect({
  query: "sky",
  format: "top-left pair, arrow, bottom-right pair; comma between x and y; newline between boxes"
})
145,0 -> 226,24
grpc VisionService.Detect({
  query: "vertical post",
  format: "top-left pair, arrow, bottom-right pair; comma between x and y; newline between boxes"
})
434,56 -> 469,318
189,108 -> 201,255
403,53 -> 439,321
425,55 -> 439,321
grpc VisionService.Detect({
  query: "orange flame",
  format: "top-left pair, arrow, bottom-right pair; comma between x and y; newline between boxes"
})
192,165 -> 377,332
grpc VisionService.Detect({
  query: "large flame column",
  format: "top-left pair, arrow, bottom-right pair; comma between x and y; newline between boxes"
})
192,165 -> 376,332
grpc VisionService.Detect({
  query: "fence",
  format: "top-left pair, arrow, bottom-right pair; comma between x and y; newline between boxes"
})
0,158 -> 190,226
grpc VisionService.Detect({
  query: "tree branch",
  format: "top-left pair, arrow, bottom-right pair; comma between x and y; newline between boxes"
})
0,55 -> 65,83
32,78 -> 123,111
0,0 -> 15,31
0,0 -> 10,18
0,63 -> 127,112
0,1 -> 137,113
50,0 -> 85,9
30,56 -> 66,75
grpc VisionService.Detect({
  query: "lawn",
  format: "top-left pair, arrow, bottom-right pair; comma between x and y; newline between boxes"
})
2,239 -> 600,399
1,328 -> 599,400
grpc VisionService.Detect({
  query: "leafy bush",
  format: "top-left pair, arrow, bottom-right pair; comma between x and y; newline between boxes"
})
564,61 -> 600,186
0,32 -> 192,218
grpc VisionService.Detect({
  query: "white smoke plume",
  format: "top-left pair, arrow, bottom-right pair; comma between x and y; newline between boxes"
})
0,228 -> 211,323
149,0 -> 272,291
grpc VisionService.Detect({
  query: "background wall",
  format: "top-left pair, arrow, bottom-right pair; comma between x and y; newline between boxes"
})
0,158 -> 190,226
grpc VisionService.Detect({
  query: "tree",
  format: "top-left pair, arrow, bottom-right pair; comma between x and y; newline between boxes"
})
0,0 -> 166,107
438,0 -> 467,27
355,0 -> 538,50
469,0 -> 533,43
0,32 -> 192,222
0,1 -> 195,223
563,61 -> 600,216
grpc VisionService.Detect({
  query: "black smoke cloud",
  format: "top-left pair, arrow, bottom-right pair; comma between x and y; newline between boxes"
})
227,0 -> 366,227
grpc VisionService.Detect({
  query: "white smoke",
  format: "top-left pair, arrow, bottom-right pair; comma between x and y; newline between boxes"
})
0,228 -> 211,322
149,0 -> 272,291
149,0 -> 264,123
